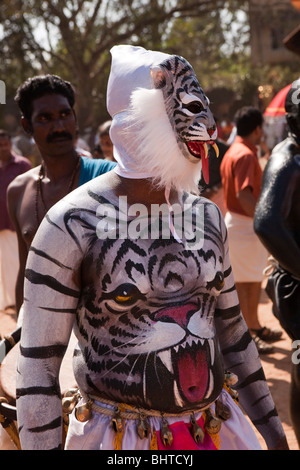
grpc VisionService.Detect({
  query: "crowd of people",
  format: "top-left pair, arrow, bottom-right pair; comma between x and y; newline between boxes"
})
0,45 -> 298,451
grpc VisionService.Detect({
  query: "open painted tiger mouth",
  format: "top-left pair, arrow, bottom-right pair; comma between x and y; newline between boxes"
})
186,140 -> 219,185
157,336 -> 215,405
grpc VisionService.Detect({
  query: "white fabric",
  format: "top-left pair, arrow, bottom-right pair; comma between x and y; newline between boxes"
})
64,388 -> 261,450
0,229 -> 18,309
107,45 -> 170,118
225,211 -> 268,282
107,45 -> 170,180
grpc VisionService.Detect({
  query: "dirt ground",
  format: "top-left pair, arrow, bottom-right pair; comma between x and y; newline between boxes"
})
252,284 -> 299,450
0,282 -> 299,450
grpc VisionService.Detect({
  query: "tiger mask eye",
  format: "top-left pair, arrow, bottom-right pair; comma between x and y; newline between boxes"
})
182,101 -> 204,114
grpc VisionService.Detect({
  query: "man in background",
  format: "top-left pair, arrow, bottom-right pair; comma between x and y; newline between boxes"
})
0,129 -> 31,312
97,120 -> 115,161
7,74 -> 116,315
199,136 -> 228,217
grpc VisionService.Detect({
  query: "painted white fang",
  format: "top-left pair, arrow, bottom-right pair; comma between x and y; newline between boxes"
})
174,381 -> 185,407
204,369 -> 214,400
208,338 -> 215,365
158,349 -> 173,374
186,335 -> 196,347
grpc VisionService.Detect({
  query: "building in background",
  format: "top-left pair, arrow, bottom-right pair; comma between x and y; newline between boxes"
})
249,0 -> 300,65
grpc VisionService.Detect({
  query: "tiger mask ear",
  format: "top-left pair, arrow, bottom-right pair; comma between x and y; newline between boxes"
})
150,65 -> 167,89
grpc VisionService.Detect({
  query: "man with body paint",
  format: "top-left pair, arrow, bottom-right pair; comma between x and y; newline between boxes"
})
16,46 -> 288,450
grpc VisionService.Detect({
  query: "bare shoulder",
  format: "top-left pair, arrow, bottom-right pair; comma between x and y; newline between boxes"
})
67,170 -> 118,202
7,166 -> 40,194
7,166 -> 40,212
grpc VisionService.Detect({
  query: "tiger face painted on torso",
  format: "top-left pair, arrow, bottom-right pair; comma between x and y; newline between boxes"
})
69,190 -> 225,412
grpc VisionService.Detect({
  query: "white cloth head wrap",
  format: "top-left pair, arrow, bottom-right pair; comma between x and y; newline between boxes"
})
106,45 -> 213,196
107,45 -> 171,179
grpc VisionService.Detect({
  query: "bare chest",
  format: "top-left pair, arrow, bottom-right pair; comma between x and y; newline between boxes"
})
18,172 -> 80,248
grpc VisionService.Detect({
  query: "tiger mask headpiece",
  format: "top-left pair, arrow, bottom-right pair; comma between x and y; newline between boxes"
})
107,45 -> 218,193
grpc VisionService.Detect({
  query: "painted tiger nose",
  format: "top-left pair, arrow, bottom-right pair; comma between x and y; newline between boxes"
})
207,127 -> 216,137
154,303 -> 198,329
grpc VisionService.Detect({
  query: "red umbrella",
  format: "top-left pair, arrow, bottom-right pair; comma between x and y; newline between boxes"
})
264,84 -> 292,116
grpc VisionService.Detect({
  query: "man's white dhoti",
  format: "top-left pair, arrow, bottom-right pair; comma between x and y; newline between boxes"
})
64,388 -> 262,450
225,212 -> 267,283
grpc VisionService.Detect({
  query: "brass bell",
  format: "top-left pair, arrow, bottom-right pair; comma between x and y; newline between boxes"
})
228,387 -> 239,402
204,409 -> 222,435
160,416 -> 173,447
62,392 -> 80,414
190,413 -> 205,443
137,412 -> 151,439
63,387 -> 79,398
215,399 -> 231,421
111,407 -> 124,434
225,371 -> 238,387
75,400 -> 92,422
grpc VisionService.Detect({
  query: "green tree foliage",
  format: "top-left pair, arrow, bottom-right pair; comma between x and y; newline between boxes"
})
0,0 -> 298,142
0,0 -> 246,138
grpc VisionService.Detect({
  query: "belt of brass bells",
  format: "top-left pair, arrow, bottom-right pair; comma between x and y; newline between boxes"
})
62,371 -> 238,447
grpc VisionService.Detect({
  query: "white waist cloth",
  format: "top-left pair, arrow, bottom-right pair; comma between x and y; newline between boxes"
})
64,388 -> 261,450
225,211 -> 267,283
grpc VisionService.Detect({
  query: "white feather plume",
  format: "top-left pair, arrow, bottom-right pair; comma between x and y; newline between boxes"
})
120,87 -> 202,193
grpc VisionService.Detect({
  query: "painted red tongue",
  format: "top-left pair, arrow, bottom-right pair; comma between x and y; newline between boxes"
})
200,144 -> 210,185
177,347 -> 208,402
187,142 -> 210,185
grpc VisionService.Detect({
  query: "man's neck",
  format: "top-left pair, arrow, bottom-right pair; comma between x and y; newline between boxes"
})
40,148 -> 79,182
110,173 -> 179,208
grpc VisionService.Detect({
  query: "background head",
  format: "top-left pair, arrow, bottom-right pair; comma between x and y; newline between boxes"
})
14,74 -> 75,124
234,106 -> 263,145
15,75 -> 77,155
0,129 -> 12,164
285,78 -> 300,141
98,120 -> 114,160
235,106 -> 263,137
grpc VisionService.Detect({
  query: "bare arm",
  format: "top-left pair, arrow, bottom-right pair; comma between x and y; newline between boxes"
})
16,203 -> 80,450
237,186 -> 257,218
7,181 -> 29,315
